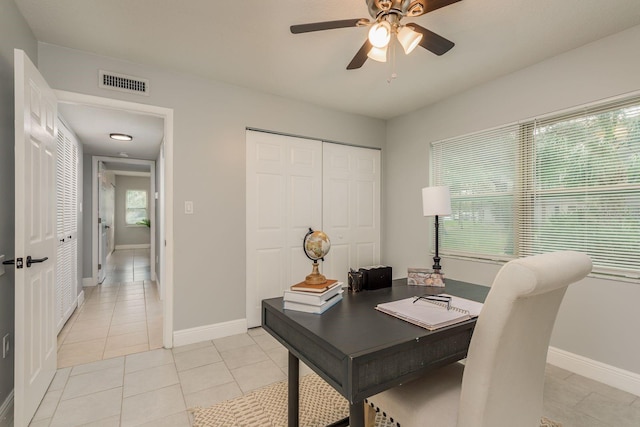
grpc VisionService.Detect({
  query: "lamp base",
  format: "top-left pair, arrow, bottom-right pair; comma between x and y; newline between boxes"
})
407,268 -> 445,287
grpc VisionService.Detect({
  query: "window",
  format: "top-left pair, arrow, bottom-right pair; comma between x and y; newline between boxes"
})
125,189 -> 148,226
432,96 -> 640,278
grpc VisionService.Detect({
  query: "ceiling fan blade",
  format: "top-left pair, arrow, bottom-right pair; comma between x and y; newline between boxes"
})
347,39 -> 372,70
405,23 -> 455,56
291,18 -> 369,34
422,0 -> 462,14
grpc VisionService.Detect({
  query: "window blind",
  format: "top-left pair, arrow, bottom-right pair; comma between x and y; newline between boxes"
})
520,98 -> 640,277
431,124 -> 519,260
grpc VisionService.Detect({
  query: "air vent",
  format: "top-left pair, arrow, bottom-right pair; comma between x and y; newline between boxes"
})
99,70 -> 149,96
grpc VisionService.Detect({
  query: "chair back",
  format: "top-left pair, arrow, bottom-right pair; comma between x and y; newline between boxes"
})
457,251 -> 592,427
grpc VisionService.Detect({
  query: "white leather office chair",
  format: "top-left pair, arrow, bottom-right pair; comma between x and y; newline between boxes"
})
365,251 -> 592,427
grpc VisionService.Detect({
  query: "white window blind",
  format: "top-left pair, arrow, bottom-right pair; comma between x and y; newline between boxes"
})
431,124 -> 518,260
520,98 -> 640,277
431,95 -> 640,278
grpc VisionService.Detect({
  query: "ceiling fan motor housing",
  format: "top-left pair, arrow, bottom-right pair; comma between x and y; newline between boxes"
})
367,0 -> 426,19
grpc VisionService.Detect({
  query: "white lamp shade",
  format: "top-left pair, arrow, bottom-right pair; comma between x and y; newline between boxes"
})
368,21 -> 392,48
422,186 -> 452,216
397,26 -> 423,54
367,45 -> 388,62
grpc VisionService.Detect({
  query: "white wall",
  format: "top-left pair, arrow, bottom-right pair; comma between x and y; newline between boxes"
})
37,43 -> 386,331
384,25 -> 640,376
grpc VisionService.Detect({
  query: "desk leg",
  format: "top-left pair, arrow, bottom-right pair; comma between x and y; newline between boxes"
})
349,400 -> 365,427
288,351 -> 299,427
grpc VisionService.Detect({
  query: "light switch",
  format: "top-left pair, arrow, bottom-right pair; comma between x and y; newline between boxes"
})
185,201 -> 194,214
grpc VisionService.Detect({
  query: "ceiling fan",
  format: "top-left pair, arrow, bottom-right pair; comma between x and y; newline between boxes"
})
291,0 -> 460,70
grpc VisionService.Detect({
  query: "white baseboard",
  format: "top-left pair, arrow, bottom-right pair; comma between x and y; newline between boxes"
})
548,346 -> 640,396
115,244 -> 150,250
0,390 -> 13,427
173,319 -> 247,348
82,277 -> 96,287
77,289 -> 85,308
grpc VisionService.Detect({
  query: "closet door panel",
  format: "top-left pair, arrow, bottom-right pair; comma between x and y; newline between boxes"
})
246,131 -> 322,327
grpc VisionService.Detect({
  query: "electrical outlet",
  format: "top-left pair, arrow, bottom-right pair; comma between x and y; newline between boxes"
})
2,334 -> 9,359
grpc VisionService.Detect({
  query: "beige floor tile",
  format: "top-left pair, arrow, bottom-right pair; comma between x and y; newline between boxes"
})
110,312 -> 147,325
57,338 -> 106,368
173,345 -> 222,372
63,325 -> 110,344
230,359 -> 287,393
123,363 -> 179,397
120,384 -> 186,427
103,343 -> 150,359
61,365 -> 124,400
105,330 -> 148,350
213,333 -> 256,352
177,362 -> 234,395
125,348 -> 174,373
32,389 -> 62,421
109,320 -> 147,337
70,357 -> 125,377
220,343 -> 269,370
49,387 -> 122,427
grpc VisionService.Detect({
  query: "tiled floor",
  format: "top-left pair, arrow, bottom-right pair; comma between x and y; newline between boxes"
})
56,249 -> 163,368
30,327 -> 640,426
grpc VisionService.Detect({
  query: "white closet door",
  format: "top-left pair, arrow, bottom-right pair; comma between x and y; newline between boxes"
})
246,131 -> 322,327
322,143 -> 381,285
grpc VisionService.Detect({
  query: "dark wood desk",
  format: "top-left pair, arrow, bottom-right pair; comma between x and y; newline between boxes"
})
262,279 -> 489,427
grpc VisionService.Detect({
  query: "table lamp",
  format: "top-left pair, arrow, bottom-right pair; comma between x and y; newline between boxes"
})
422,186 -> 452,285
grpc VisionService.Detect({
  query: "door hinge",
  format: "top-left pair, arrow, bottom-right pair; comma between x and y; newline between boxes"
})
98,263 -> 102,270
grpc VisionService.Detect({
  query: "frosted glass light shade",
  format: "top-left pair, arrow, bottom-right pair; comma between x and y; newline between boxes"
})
367,45 -> 388,62
368,21 -> 392,48
422,186 -> 452,216
397,26 -> 423,54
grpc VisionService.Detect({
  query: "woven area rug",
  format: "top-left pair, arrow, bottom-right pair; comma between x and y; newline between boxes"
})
190,374 -> 562,427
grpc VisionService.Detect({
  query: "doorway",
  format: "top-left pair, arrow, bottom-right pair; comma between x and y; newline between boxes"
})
53,91 -> 174,360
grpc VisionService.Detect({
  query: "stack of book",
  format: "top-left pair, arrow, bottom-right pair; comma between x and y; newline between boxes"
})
283,279 -> 343,314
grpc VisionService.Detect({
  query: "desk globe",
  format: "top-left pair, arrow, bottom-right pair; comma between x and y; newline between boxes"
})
303,228 -> 331,285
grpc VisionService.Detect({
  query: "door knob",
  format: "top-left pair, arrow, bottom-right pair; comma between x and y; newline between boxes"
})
26,256 -> 49,268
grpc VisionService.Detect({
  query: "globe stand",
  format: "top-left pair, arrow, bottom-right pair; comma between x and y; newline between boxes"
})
305,261 -> 327,285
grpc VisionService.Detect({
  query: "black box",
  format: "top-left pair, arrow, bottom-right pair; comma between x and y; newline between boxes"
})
359,266 -> 392,290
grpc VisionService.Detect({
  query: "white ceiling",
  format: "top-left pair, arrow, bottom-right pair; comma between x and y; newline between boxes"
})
14,0 -> 640,157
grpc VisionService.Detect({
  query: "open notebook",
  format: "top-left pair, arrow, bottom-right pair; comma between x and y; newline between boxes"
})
375,294 -> 484,331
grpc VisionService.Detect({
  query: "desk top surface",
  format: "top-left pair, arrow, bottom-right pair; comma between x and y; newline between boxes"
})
263,278 -> 490,358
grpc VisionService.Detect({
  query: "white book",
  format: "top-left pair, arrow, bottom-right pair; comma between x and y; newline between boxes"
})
375,294 -> 483,330
283,285 -> 343,305
283,293 -> 343,314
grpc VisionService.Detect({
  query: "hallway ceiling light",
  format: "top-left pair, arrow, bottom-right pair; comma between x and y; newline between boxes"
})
110,133 -> 133,141
118,152 -> 129,157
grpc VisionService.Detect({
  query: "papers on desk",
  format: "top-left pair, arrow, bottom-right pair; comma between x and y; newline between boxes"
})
375,294 -> 484,330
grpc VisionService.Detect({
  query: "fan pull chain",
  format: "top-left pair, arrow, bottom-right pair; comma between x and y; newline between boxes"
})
387,36 -> 398,84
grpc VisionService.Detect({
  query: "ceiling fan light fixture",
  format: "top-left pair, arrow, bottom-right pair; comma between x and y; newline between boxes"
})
367,45 -> 388,62
368,21 -> 392,48
397,25 -> 423,54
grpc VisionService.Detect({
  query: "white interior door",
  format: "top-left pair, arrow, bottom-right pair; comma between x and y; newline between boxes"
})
322,143 -> 381,285
14,49 -> 58,427
246,131 -> 322,327
97,161 -> 108,283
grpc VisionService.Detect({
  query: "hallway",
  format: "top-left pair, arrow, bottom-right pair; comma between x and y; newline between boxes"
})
56,249 -> 162,368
